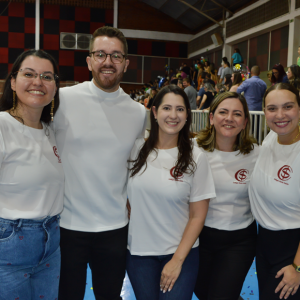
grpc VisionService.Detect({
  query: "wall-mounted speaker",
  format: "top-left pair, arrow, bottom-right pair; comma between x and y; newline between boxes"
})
211,33 -> 223,46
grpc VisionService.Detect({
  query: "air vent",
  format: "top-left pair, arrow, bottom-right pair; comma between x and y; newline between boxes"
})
60,33 -> 92,50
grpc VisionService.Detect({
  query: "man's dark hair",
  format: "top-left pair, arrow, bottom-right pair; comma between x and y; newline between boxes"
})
183,78 -> 190,83
206,73 -> 211,79
89,26 -> 128,57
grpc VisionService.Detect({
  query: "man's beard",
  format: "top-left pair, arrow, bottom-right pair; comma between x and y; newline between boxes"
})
92,65 -> 125,92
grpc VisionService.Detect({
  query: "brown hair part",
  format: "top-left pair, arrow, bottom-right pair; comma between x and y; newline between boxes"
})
183,77 -> 190,83
263,83 -> 300,108
196,91 -> 257,154
89,26 -> 128,57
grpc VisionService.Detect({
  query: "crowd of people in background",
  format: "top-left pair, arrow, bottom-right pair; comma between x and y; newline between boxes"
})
129,47 -> 300,115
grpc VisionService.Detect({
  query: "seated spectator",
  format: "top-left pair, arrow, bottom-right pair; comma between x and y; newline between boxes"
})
183,78 -> 197,110
198,83 -> 215,110
271,64 -> 288,84
146,87 -> 157,109
205,73 -> 216,87
170,75 -> 178,85
287,64 -> 300,90
177,79 -> 184,89
230,72 -> 243,92
196,81 -> 206,107
204,61 -> 211,73
217,57 -> 228,81
212,70 -> 218,83
231,48 -> 243,66
181,63 -> 191,78
220,61 -> 232,83
197,64 -> 204,90
176,69 -> 181,78
267,70 -> 272,85
215,83 -> 226,97
224,74 -> 233,91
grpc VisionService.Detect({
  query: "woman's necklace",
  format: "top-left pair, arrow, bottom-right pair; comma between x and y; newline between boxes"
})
277,126 -> 300,145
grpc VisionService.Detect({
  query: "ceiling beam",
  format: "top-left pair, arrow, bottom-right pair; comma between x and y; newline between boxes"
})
210,0 -> 233,14
178,0 -> 224,27
201,0 -> 207,10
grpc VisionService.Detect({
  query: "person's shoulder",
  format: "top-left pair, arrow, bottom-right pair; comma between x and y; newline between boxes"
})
60,81 -> 90,96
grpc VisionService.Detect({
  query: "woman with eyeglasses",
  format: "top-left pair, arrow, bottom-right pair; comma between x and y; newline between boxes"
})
271,64 -> 288,85
0,49 -> 64,299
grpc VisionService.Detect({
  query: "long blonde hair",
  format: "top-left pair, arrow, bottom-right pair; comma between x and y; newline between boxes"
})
196,91 -> 257,154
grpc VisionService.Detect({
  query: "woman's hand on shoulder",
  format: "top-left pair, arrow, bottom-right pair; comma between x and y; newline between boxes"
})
275,265 -> 300,299
160,257 -> 183,293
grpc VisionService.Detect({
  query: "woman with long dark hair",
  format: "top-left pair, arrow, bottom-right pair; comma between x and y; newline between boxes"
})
194,91 -> 259,300
271,64 -> 288,84
224,73 -> 233,91
287,64 -> 300,90
126,85 -> 216,300
230,72 -> 243,92
0,49 -> 63,299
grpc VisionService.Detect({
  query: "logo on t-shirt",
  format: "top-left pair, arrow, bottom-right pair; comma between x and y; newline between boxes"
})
233,169 -> 249,184
275,165 -> 292,185
53,146 -> 62,163
169,167 -> 184,182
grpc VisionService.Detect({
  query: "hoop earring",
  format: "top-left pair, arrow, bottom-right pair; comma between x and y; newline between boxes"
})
50,98 -> 54,121
13,91 -> 16,110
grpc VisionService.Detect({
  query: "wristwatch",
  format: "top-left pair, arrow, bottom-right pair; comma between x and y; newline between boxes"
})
292,262 -> 300,272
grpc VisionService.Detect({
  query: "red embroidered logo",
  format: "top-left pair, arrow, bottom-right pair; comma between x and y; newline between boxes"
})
277,165 -> 293,181
235,169 -> 249,182
53,146 -> 62,163
169,167 -> 184,182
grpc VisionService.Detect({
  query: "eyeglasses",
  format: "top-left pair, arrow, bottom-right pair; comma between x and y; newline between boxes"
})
15,69 -> 58,84
89,51 -> 126,64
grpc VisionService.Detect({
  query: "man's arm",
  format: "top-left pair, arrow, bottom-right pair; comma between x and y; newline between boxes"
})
236,80 -> 249,94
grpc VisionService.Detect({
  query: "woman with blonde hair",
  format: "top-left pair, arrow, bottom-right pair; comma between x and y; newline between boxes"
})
194,91 -> 259,300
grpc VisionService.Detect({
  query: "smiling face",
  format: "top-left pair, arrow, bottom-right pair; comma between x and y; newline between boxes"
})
10,55 -> 57,113
210,98 -> 247,148
152,92 -> 188,142
264,89 -> 300,141
86,36 -> 129,93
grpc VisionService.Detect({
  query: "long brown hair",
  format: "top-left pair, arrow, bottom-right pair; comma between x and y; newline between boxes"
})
196,91 -> 257,154
232,72 -> 243,86
129,85 -> 196,179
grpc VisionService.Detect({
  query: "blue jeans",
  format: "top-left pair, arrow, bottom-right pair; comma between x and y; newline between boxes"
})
126,247 -> 199,300
0,215 -> 61,300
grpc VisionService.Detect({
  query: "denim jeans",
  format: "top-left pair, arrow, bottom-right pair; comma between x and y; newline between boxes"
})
0,215 -> 61,300
126,247 -> 199,300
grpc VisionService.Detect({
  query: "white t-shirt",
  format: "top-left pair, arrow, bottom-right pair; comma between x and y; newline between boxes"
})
53,80 -> 147,232
249,131 -> 300,230
196,142 -> 259,230
127,139 -> 216,256
0,112 -> 64,220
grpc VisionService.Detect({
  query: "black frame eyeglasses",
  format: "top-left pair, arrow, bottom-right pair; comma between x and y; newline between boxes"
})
89,51 -> 126,64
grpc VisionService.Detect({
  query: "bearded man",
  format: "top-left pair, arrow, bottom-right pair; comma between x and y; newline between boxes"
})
54,26 -> 147,300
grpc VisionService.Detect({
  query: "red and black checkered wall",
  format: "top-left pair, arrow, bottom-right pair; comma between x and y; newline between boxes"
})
0,1 -> 189,83
0,1 -> 113,81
